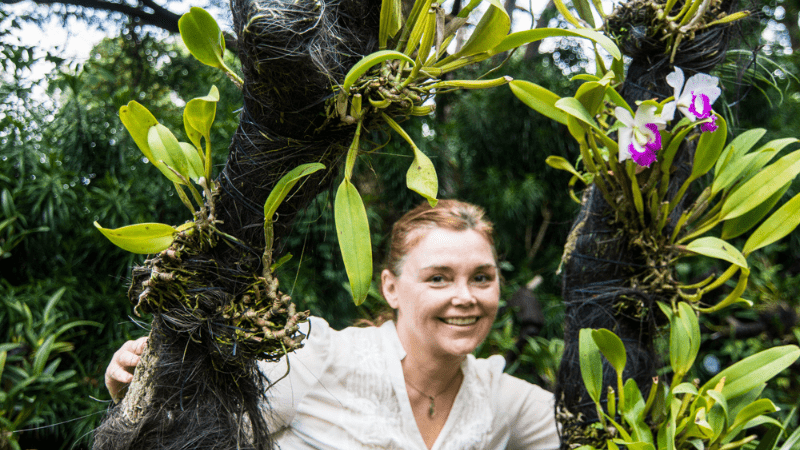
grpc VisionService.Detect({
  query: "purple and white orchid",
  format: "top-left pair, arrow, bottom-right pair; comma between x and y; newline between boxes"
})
615,104 -> 667,168
662,67 -> 721,133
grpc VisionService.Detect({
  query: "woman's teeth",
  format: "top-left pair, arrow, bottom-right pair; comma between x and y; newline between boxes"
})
442,317 -> 478,325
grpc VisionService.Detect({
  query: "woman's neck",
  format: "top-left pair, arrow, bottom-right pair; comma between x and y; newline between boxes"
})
400,345 -> 465,394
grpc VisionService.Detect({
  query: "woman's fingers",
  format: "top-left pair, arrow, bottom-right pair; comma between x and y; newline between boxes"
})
105,336 -> 148,402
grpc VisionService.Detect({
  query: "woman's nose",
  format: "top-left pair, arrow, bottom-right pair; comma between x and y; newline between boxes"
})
451,280 -> 476,305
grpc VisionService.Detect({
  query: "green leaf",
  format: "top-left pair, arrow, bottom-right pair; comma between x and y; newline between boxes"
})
42,287 -> 66,325
553,0 -> 584,28
492,28 -> 621,60
579,328 -> 603,404
742,191 -> 800,255
574,81 -> 608,117
379,0 -> 402,49
727,399 -> 778,438
778,426 -> 800,450
572,0 -> 596,27
32,335 -> 54,376
721,182 -> 789,240
713,138 -> 796,195
691,114 -> 726,180
546,156 -> 584,180
670,302 -> 701,377
342,50 -> 414,92
509,80 -> 567,125
700,345 -> 800,400
179,7 -> 225,69
721,149 -> 800,220
685,237 -> 748,269
0,351 -> 6,381
738,138 -> 798,182
334,179 -> 373,305
94,221 -> 177,254
406,147 -> 438,207
183,85 -> 219,152
622,379 -> 652,443
447,0 -> 509,59
181,142 -> 205,182
263,163 -> 326,222
556,97 -> 600,131
714,128 -> 766,176
592,328 -> 626,375
119,101 -> 159,163
148,124 -> 189,184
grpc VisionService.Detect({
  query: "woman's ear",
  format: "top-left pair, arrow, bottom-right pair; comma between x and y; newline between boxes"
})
381,269 -> 399,309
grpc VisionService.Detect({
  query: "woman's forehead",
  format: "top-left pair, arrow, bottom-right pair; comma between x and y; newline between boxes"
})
405,228 -> 495,263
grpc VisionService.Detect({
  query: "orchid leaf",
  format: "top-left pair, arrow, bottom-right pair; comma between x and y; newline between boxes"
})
334,179 -> 372,305
553,0 -> 583,28
509,80 -> 567,125
264,163 -> 326,222
119,101 -> 158,163
743,191 -> 800,256
720,149 -> 800,220
492,28 -> 621,60
714,128 -> 766,176
739,139 -> 798,180
721,182 -> 789,240
94,221 -> 177,254
556,97 -> 602,133
572,0 -> 596,27
700,345 -> 800,400
546,156 -> 584,180
180,142 -> 204,182
579,328 -> 603,404
574,81 -> 607,117
726,399 -> 778,439
670,302 -> 701,376
148,124 -> 188,184
343,50 -> 414,92
445,0 -> 509,61
406,146 -> 438,207
691,114 -> 726,180
591,328 -> 626,375
685,237 -> 748,269
179,7 -> 225,69
183,85 -> 219,152
379,0 -> 402,49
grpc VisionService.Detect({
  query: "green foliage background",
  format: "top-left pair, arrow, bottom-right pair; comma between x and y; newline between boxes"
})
2,2 -> 800,447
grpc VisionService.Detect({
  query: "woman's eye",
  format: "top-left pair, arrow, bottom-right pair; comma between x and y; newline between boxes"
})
474,273 -> 493,283
430,275 -> 445,283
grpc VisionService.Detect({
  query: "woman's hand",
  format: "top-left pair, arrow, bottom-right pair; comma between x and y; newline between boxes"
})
105,336 -> 148,403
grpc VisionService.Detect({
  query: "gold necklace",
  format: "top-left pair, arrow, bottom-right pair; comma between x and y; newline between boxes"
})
405,370 -> 462,418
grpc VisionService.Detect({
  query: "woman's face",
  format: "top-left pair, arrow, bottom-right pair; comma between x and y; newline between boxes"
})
382,227 -> 500,359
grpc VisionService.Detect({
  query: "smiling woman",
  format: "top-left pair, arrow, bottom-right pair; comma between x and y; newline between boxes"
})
106,199 -> 559,450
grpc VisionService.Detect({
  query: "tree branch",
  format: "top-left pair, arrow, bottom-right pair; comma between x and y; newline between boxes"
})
1,0 -> 238,52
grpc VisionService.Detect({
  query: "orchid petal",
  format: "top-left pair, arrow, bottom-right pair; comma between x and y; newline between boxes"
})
661,102 -> 677,122
683,73 -> 720,101
618,128 -> 634,162
666,67 -> 685,100
615,106 -> 635,127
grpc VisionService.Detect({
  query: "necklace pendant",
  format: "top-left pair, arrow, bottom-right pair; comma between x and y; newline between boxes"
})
428,397 -> 435,418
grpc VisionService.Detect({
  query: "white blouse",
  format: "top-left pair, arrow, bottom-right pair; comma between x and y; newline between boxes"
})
259,317 -> 560,450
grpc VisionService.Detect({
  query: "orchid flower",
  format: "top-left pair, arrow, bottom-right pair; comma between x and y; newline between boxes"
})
662,67 -> 721,133
615,104 -> 667,168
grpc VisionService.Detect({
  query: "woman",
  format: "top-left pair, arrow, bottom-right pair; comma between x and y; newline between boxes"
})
106,200 -> 559,449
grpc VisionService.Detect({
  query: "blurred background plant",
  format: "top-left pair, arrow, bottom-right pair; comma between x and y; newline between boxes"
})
1,0 -> 799,447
